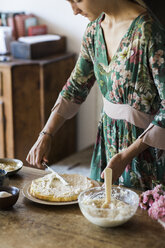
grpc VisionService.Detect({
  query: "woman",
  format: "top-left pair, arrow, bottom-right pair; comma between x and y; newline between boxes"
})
26,0 -> 165,190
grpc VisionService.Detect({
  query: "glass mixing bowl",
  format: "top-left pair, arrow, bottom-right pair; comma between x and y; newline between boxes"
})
78,186 -> 139,227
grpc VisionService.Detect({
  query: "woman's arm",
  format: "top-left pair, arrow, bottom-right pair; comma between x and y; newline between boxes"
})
27,21 -> 96,168
101,138 -> 149,183
26,110 -> 66,168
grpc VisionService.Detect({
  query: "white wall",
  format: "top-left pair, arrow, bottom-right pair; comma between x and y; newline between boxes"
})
1,0 -> 102,151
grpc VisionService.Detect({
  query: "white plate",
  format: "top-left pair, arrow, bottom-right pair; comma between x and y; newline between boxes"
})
22,180 -> 100,206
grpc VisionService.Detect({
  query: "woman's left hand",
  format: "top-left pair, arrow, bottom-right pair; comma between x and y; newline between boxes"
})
101,151 -> 129,183
101,138 -> 149,183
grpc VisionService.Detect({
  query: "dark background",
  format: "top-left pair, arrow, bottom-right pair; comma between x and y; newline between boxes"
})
144,0 -> 165,27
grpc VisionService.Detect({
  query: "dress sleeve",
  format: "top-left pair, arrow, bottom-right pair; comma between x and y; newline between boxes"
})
51,23 -> 96,119
51,94 -> 80,119
139,29 -> 165,150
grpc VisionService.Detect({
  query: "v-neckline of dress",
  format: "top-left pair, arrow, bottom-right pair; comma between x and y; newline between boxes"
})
99,11 -> 147,67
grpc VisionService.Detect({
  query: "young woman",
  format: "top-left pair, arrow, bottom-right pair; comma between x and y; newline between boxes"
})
26,0 -> 165,190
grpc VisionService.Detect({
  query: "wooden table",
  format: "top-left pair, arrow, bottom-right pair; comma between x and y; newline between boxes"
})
0,166 -> 164,248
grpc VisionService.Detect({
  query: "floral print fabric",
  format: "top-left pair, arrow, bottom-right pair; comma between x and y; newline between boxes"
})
61,12 -> 165,190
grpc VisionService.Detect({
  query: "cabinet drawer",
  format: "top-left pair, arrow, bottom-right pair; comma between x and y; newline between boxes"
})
0,53 -> 76,164
0,100 -> 5,157
0,71 -> 3,97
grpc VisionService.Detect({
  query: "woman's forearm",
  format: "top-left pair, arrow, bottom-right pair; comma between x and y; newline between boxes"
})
121,138 -> 149,163
41,110 -> 66,137
101,138 -> 149,181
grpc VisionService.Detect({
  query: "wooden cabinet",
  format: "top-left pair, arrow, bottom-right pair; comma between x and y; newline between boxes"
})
0,53 -> 77,165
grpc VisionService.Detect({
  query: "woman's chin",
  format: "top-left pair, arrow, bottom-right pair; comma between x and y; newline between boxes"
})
87,14 -> 100,21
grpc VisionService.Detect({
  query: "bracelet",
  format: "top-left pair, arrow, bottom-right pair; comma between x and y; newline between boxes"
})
40,131 -> 53,139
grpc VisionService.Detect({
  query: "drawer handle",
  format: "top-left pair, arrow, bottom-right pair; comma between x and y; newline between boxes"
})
0,72 -> 3,96
0,100 -> 5,157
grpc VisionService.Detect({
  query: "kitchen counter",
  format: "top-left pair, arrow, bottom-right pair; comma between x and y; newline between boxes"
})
0,165 -> 164,248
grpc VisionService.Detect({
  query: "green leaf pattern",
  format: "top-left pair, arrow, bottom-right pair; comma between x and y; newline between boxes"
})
60,13 -> 165,189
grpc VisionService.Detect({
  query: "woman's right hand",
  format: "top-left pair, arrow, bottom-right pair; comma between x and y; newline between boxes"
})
26,134 -> 52,169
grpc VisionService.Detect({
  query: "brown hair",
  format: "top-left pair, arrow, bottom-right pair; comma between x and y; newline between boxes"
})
131,0 -> 147,8
131,0 -> 165,27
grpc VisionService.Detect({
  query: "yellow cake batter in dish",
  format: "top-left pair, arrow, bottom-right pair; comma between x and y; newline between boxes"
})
0,162 -> 21,172
30,173 -> 95,202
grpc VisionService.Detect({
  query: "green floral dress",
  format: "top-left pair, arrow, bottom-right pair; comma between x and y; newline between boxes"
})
60,12 -> 165,190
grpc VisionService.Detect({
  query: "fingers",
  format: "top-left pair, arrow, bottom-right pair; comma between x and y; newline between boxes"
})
26,153 -> 30,165
43,156 -> 49,163
101,168 -> 117,184
26,148 -> 44,169
26,136 -> 51,169
101,162 -> 112,179
35,152 -> 44,169
101,170 -> 104,179
101,168 -> 115,182
26,147 -> 35,166
100,153 -> 127,183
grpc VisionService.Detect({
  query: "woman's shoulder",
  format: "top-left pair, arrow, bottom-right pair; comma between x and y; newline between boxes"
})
139,12 -> 165,38
132,12 -> 165,43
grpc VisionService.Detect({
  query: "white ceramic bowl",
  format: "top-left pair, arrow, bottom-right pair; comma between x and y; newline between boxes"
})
78,186 -> 139,228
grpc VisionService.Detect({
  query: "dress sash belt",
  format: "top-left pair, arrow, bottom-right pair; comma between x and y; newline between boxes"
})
103,97 -> 155,129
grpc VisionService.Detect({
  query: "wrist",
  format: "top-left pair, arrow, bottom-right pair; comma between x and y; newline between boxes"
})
39,131 -> 53,140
